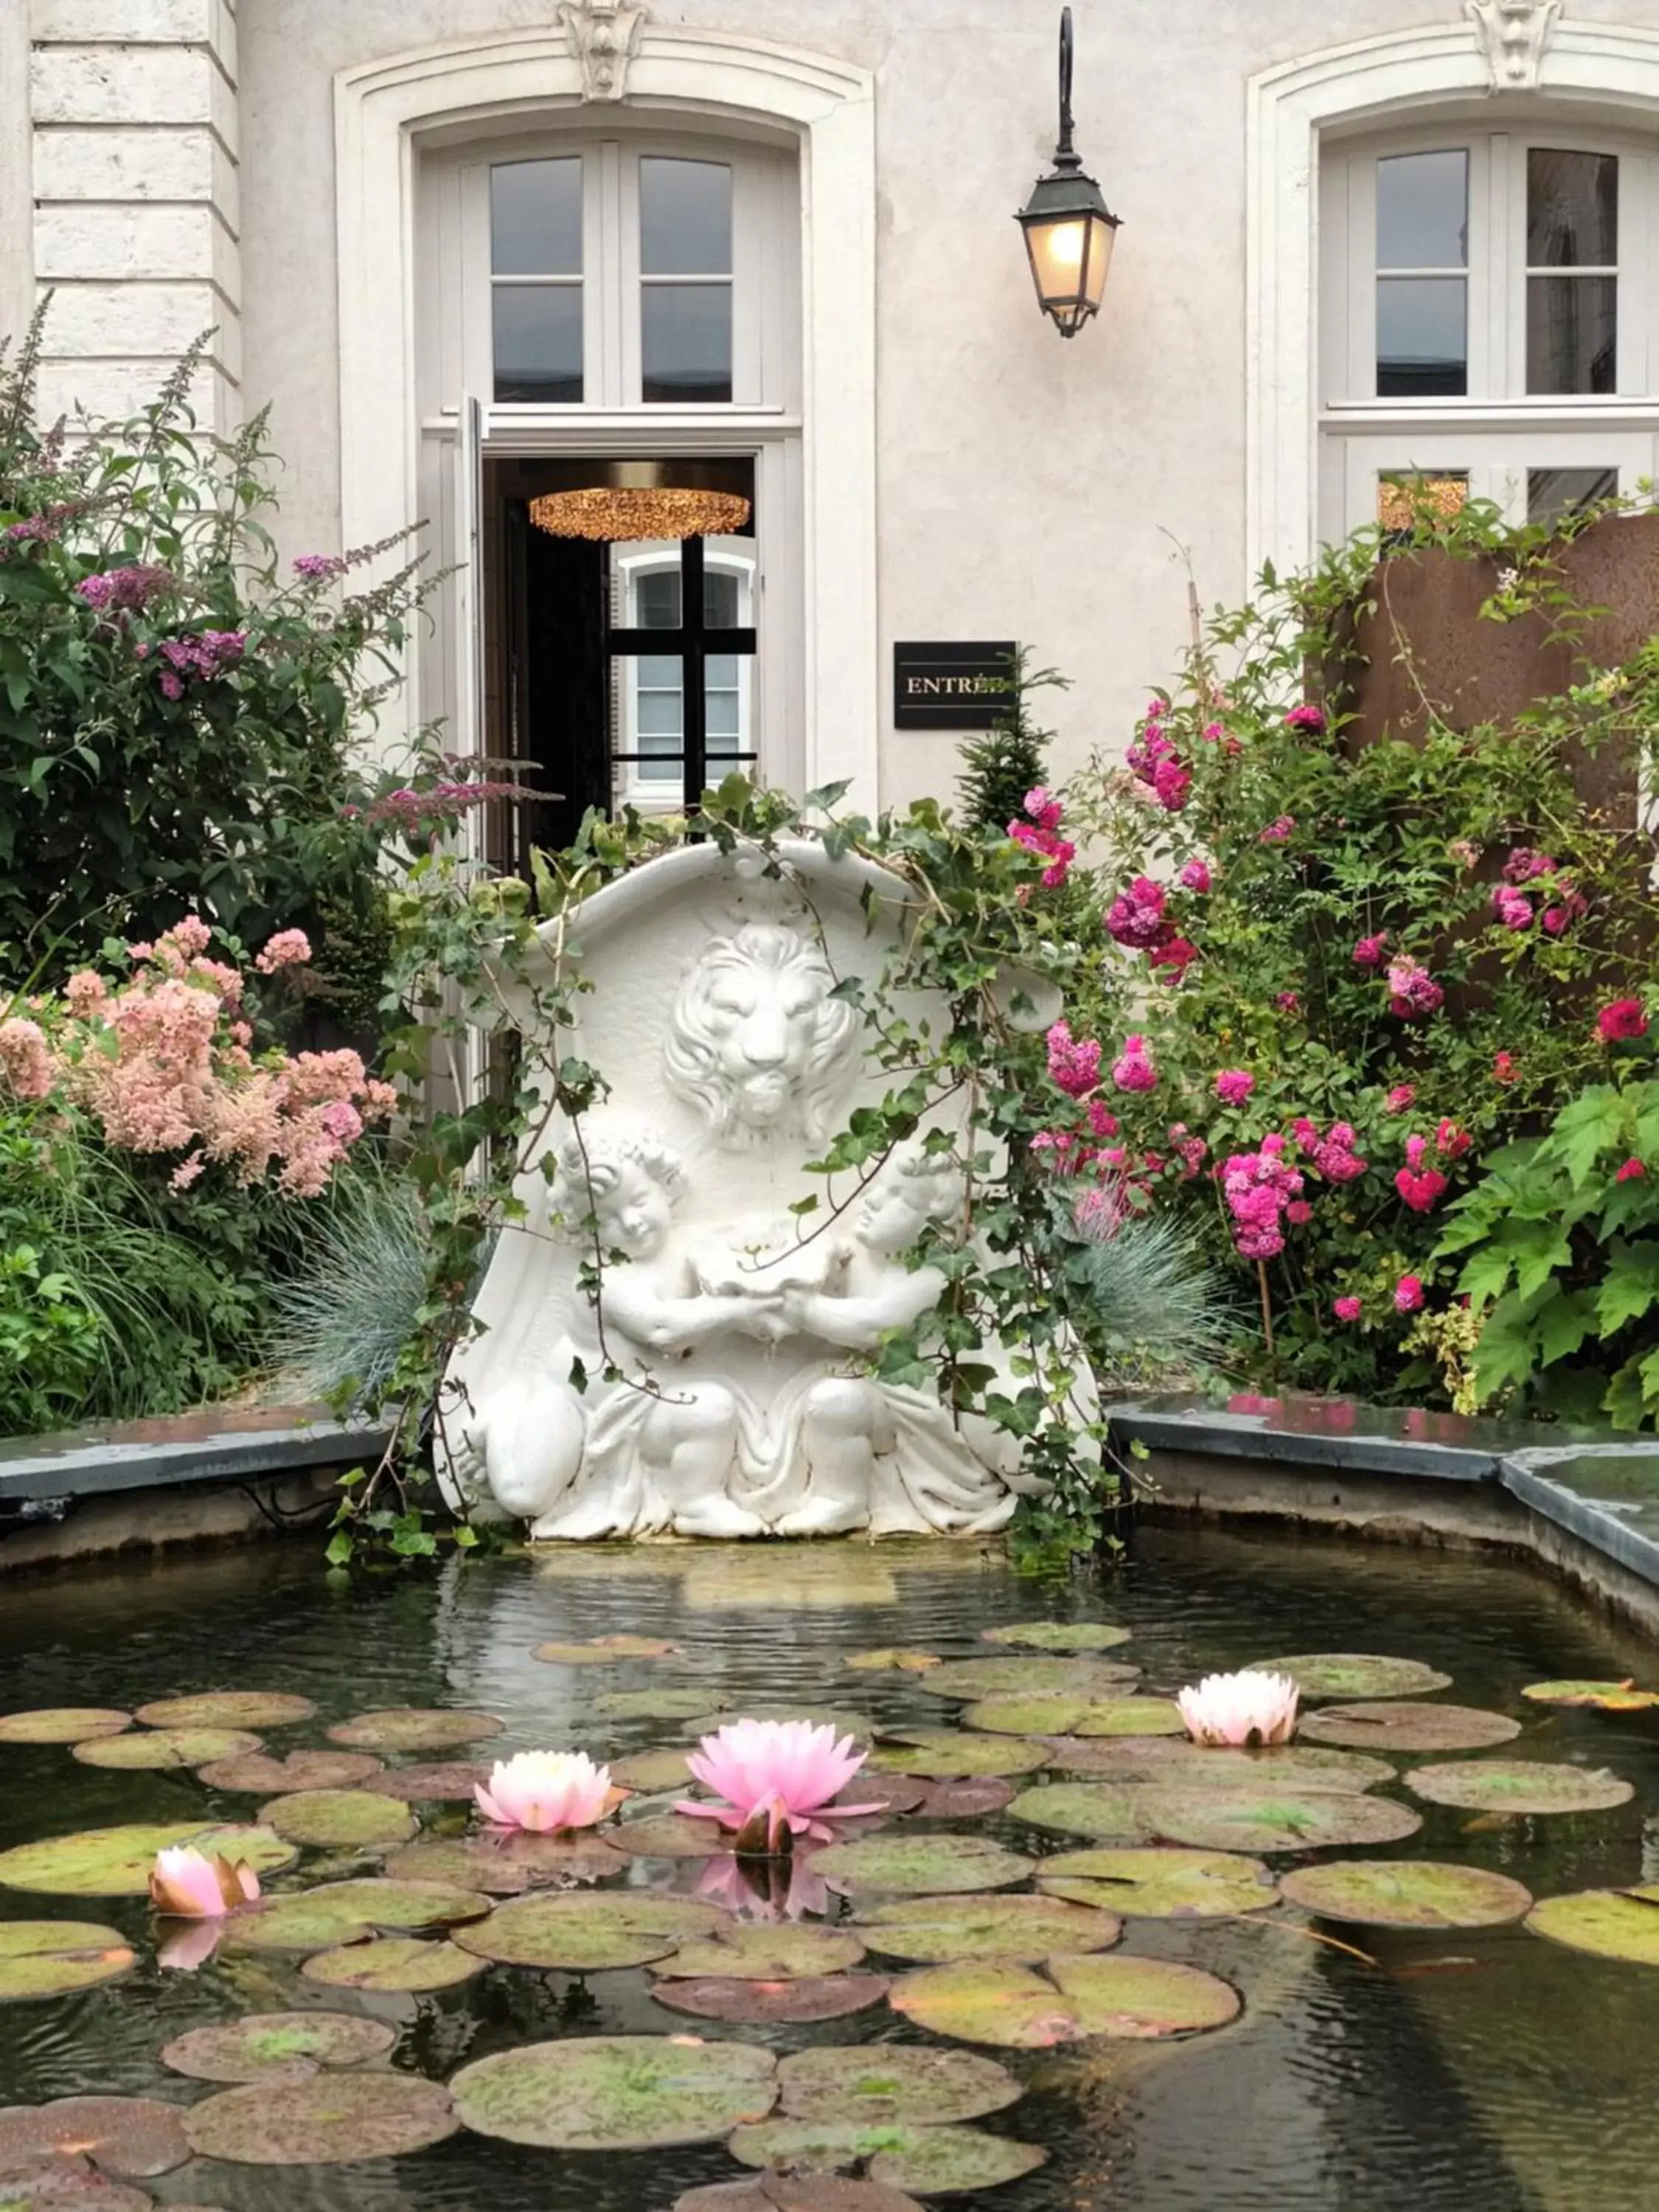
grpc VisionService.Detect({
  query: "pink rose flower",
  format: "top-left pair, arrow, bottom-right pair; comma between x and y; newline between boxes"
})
1214,1068 -> 1256,1107
1259,816 -> 1296,845
1112,1034 -> 1158,1093
1046,1020 -> 1102,1099
1394,1275 -> 1425,1313
1599,998 -> 1649,1043
1492,1051 -> 1517,1084
1617,1158 -> 1646,1183
1352,933 -> 1388,969
1385,1084 -> 1416,1113
1333,1295 -> 1363,1323
1179,858 -> 1211,893
1285,1200 -> 1313,1226
1284,704 -> 1326,733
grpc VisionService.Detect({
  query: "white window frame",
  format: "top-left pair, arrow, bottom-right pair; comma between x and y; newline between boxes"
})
613,542 -> 755,808
1248,20 -> 1659,574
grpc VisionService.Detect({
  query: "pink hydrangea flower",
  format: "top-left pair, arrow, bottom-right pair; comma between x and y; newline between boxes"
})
254,928 -> 313,975
0,1017 -> 55,1101
1259,816 -> 1296,845
1333,1295 -> 1363,1323
1599,998 -> 1649,1043
1179,858 -> 1211,893
1214,1069 -> 1256,1106
1394,1275 -> 1425,1313
1046,1020 -> 1102,1099
1112,1034 -> 1158,1093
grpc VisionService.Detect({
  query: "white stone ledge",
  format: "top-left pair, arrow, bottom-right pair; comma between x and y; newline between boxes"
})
32,46 -> 237,146
35,202 -> 238,291
33,126 -> 238,230
39,277 -> 240,375
34,355 -> 236,431
32,0 -> 236,75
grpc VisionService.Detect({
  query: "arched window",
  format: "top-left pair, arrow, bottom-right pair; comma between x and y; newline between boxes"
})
1320,123 -> 1659,538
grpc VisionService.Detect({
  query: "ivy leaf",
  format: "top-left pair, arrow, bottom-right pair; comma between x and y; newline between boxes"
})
1595,1240 -> 1659,1333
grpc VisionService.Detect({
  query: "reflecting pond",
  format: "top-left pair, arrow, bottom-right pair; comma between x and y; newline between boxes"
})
2,1520 -> 1659,2211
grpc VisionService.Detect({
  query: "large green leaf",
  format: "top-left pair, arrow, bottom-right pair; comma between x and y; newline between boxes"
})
1550,1085 -> 1628,1187
1534,1287 -> 1598,1369
1597,1242 -> 1659,1334
1471,1289 -> 1548,1400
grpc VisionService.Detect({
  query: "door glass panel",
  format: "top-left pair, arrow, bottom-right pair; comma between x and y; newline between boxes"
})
641,159 -> 733,275
1377,150 -> 1469,269
637,653 -> 681,686
1377,472 -> 1470,532
706,688 -> 741,741
1377,277 -> 1468,397
1528,150 -> 1618,267
704,568 -> 741,626
490,159 -> 583,276
637,691 -> 681,736
636,571 -> 681,627
1528,466 -> 1619,528
1527,274 -> 1617,394
642,285 -> 734,403
493,287 -> 582,403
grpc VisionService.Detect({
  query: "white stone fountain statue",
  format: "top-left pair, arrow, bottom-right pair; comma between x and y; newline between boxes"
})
438,840 -> 1058,1541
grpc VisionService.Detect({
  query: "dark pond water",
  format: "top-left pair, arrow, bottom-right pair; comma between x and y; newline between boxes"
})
3,1519 -> 1659,2211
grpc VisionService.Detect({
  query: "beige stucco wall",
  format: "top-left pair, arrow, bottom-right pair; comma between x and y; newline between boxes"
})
21,0 -> 1659,808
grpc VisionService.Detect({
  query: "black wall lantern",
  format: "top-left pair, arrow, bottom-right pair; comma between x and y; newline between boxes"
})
1016,7 -> 1120,337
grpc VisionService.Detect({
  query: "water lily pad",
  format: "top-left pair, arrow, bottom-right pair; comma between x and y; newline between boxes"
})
1521,1679 -> 1659,1711
0,2162 -> 151,2211
965,1695 -> 1180,1739
603,1689 -> 728,1721
1004,1784 -> 1158,1842
263,1790 -> 417,1848
679,1707 -> 860,1740
652,1975 -> 892,2025
1038,1847 -> 1279,1919
981,1623 -> 1133,1652
810,1834 -> 1034,1899
921,1658 -> 1140,1702
727,2120 -> 1046,2197
0,1710 -> 130,1746
611,1748 -> 695,1792
844,1650 -> 941,1672
159,2011 -> 395,2084
676,2178 -> 922,2212
134,1693 -> 316,1731
451,2036 -> 777,2149
864,1778 -> 930,1815
73,1727 -> 262,1770
0,2098 -> 189,2179
1526,1884 -> 1659,1963
0,1822 -> 295,1898
1406,1760 -> 1634,1813
0,1922 -> 133,2002
300,1936 -> 484,1992
908,1779 -> 1016,1820
184,2074 -> 458,2163
1250,1655 -> 1452,1700
1299,1703 -> 1520,1753
869,1733 -> 1046,1780
1135,1786 -> 1422,1852
452,1891 -> 724,1970
890,1951 -> 1241,2047
196,1750 -> 385,1793
532,1635 -> 678,1663
229,1877 -> 489,1952
660,1924 -> 867,1980
854,1891 -> 1122,1964
359,1761 -> 491,1801
613,1814 -> 729,1860
776,2046 -> 1021,2128
1278,1859 -> 1532,1928
384,1832 -> 625,1893
324,1708 -> 504,1752
1043,1738 -> 1397,1792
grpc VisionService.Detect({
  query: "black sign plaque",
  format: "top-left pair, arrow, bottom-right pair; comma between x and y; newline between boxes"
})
893,641 -> 1018,731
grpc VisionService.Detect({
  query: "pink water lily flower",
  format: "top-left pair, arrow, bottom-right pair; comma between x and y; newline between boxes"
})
1178,1669 -> 1300,1748
678,1719 -> 884,1848
475,1749 -> 617,1833
150,1846 -> 261,1919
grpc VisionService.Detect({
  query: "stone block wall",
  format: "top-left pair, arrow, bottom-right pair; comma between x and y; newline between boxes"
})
10,0 -> 240,434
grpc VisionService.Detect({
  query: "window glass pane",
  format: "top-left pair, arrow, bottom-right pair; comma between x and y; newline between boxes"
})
1528,466 -> 1620,528
636,572 -> 681,627
638,692 -> 682,736
491,159 -> 582,276
641,159 -> 733,274
1377,473 -> 1470,531
1528,150 -> 1618,267
706,652 -> 740,687
638,653 -> 681,686
1377,276 -> 1467,397
1527,274 -> 1617,393
642,285 -> 734,403
493,286 -> 582,403
704,570 -> 741,625
706,689 -> 741,739
1377,150 -> 1468,269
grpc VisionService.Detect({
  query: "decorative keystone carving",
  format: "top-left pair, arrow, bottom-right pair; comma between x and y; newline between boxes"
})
1467,0 -> 1562,91
561,0 -> 647,101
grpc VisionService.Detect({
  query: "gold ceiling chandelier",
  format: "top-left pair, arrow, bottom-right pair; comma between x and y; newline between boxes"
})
527,487 -> 752,543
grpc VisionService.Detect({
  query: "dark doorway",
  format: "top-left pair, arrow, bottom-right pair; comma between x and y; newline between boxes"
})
484,454 -> 757,873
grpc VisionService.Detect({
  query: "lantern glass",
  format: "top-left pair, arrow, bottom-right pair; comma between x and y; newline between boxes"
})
1022,207 -> 1116,335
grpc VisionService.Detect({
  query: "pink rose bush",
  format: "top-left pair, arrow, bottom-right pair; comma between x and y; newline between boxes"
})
1008,787 -> 1076,889
0,918 -> 392,1197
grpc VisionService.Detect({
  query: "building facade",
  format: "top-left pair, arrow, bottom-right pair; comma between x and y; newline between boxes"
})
5,0 -> 1659,824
